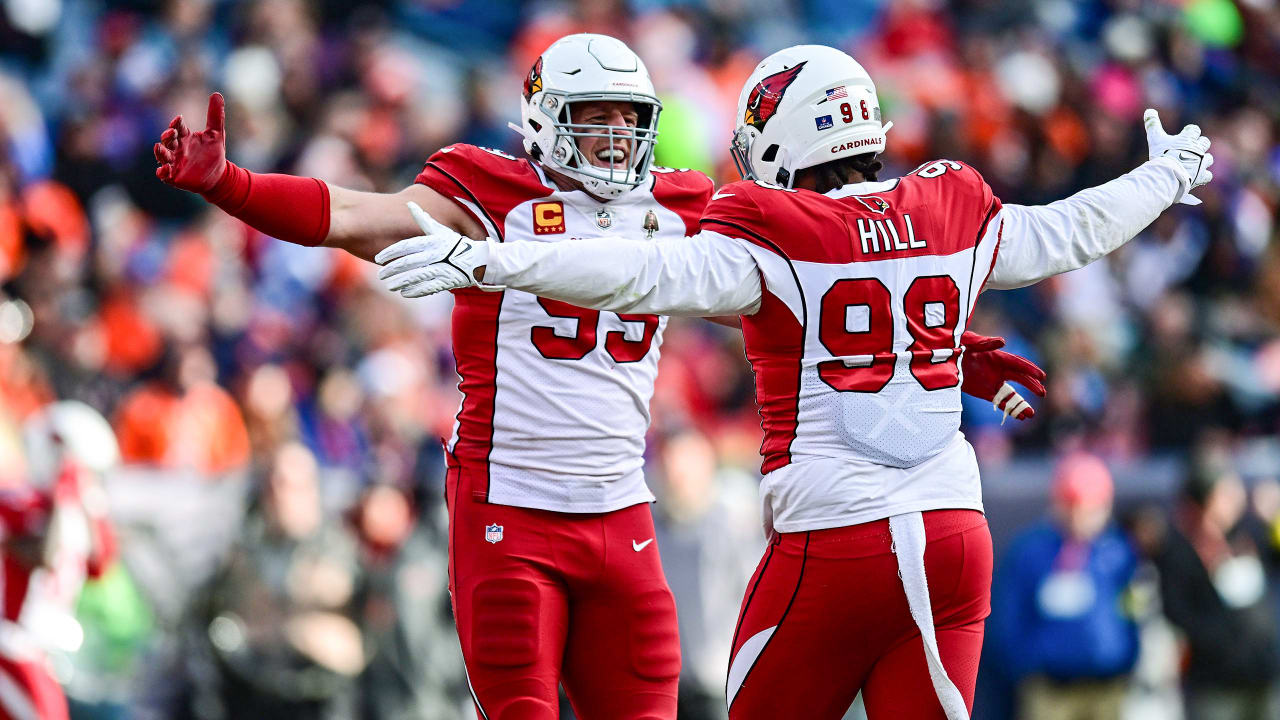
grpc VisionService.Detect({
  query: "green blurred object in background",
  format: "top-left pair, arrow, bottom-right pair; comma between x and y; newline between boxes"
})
653,95 -> 714,174
1184,0 -> 1244,48
73,564 -> 154,675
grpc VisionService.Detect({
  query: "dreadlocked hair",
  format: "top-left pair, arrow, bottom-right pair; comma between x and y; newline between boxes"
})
792,152 -> 882,194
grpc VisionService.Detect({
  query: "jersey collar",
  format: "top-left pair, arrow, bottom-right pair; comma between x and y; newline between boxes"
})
825,178 -> 902,198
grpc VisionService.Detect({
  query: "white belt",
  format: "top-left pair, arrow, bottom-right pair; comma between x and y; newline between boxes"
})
889,512 -> 969,720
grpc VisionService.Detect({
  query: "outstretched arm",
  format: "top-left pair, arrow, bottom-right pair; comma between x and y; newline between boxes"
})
381,205 -> 1048,420
377,203 -> 765,316
988,110 -> 1212,290
154,93 -> 483,262
325,184 -> 482,261
489,231 -> 762,316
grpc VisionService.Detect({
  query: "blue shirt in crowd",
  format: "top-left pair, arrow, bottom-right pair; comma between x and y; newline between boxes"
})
991,520 -> 1140,681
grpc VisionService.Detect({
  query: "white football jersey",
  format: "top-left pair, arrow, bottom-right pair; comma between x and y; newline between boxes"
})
416,144 -> 712,513
700,161 -> 1002,533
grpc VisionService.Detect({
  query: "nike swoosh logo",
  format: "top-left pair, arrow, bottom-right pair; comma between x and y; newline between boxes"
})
711,191 -> 735,201
454,244 -> 471,257
1178,151 -> 1200,162
632,538 -> 654,552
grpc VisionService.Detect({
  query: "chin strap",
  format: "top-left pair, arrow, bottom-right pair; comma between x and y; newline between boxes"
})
509,121 -> 550,163
508,121 -> 537,145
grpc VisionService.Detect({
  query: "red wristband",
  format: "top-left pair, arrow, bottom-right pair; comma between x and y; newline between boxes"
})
202,162 -> 331,247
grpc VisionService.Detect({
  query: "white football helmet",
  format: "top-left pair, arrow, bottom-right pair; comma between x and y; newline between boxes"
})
510,34 -> 661,199
731,45 -> 892,188
23,401 -> 120,485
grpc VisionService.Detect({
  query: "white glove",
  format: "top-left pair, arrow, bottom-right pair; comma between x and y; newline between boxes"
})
1143,108 -> 1214,206
376,201 -> 491,298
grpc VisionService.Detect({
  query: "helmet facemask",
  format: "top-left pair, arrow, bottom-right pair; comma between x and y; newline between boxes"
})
512,35 -> 663,199
730,125 -> 795,187
730,126 -> 757,182
539,91 -> 661,195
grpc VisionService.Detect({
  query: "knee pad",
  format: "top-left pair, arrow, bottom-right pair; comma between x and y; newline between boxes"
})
470,578 -> 541,668
629,589 -> 681,681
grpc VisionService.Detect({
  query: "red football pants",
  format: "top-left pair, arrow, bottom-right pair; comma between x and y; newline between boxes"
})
726,509 -> 992,720
446,466 -> 680,720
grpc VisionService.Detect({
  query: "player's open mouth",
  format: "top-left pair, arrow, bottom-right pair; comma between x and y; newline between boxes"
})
594,147 -> 628,167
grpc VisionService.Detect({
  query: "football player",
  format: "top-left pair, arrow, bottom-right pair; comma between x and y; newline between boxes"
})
0,401 -> 120,720
374,45 -> 1212,720
156,36 -> 1043,720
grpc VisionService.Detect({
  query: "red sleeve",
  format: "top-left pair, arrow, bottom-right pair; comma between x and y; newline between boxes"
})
651,168 -> 714,236
700,181 -> 844,262
902,159 -> 1002,256
698,181 -> 772,247
414,144 -> 551,241
946,160 -> 1000,217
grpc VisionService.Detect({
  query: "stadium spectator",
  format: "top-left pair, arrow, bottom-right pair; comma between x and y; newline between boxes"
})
112,346 -> 250,476
990,454 -> 1139,720
200,442 -> 365,720
354,481 -> 469,720
652,429 -> 761,720
1136,452 -> 1280,720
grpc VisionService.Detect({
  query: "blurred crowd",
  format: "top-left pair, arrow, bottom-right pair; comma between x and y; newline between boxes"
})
0,0 -> 1278,718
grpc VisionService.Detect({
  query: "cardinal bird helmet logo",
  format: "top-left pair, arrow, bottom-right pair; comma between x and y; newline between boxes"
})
743,62 -> 806,131
523,56 -> 544,100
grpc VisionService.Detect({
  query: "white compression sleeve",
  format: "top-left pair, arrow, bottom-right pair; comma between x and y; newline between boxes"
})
988,156 -> 1190,290
484,230 -> 763,316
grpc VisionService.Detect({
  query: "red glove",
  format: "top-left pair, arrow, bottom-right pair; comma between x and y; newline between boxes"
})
154,93 -> 228,193
155,93 -> 330,246
959,331 -> 1046,421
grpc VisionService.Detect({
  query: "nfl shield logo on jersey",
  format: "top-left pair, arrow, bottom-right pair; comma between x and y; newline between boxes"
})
595,209 -> 613,230
485,524 -> 504,543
